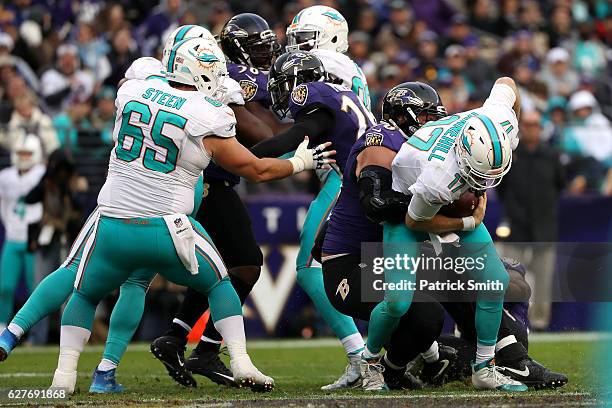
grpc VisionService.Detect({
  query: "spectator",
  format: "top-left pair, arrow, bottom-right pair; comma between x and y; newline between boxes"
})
408,0 -> 455,35
53,98 -> 97,150
139,0 -> 184,56
91,86 -> 116,145
105,26 -> 140,87
562,90 -> 612,192
4,92 -> 59,155
415,31 -> 441,82
468,0 -> 499,35
379,0 -> 414,45
497,30 -> 540,76
40,44 -> 95,117
0,32 -> 39,92
463,36 -> 496,95
76,21 -> 111,84
539,47 -> 579,99
0,63 -> 29,124
573,22 -> 607,77
498,110 -> 566,330
548,6 -> 574,48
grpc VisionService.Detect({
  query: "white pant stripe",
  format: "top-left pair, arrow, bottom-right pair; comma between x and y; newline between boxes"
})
61,208 -> 100,269
193,232 -> 227,279
74,212 -> 101,289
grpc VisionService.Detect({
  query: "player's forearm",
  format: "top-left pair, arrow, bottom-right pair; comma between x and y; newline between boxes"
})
242,158 -> 295,183
405,213 -> 464,234
249,123 -> 308,158
494,77 -> 521,120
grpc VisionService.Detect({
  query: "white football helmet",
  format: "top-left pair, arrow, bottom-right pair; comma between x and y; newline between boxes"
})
162,25 -> 216,72
164,37 -> 228,97
286,6 -> 349,54
455,114 -> 512,190
11,133 -> 43,171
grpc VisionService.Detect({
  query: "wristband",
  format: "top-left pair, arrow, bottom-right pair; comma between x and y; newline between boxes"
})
462,216 -> 476,231
288,157 -> 304,174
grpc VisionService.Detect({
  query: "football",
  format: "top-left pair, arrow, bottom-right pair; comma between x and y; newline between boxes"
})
438,190 -> 479,218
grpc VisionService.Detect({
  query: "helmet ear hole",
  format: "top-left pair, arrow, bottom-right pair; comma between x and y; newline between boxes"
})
331,36 -> 337,43
201,74 -> 210,83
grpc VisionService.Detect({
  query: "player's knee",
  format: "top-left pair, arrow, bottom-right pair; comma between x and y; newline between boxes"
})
229,265 -> 261,289
385,300 -> 413,318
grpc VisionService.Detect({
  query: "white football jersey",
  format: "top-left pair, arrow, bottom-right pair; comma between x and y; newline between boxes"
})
0,165 -> 45,242
98,77 -> 236,218
312,49 -> 371,111
392,85 -> 519,218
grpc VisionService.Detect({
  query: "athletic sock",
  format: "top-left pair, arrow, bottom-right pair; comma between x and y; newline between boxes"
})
7,323 -> 24,339
341,333 -> 365,357
57,325 -> 90,373
475,343 -> 496,365
97,358 -> 117,372
362,347 -> 382,361
422,341 -> 440,363
213,315 -> 247,361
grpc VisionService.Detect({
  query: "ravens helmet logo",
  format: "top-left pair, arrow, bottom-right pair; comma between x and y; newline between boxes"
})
291,84 -> 308,105
239,80 -> 258,101
365,132 -> 384,147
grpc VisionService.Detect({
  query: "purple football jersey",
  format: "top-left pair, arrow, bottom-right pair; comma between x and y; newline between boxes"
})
323,122 -> 408,255
288,81 -> 374,173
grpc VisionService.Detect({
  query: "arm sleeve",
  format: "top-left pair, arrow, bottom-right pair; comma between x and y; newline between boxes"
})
407,193 -> 442,221
249,107 -> 334,158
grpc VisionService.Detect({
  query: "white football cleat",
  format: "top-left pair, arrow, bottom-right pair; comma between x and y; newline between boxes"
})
230,354 -> 274,392
472,359 -> 528,392
51,368 -> 77,395
360,356 -> 389,392
321,357 -> 361,390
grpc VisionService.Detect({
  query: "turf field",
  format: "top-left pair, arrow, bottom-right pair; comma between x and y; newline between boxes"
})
0,334 -> 602,407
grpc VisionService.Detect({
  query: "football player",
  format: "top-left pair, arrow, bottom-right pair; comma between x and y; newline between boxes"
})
0,134 -> 45,331
320,82 -> 457,391
0,25 -> 240,394
150,14 -> 287,387
365,77 -> 527,391
46,37 -> 333,395
286,5 -> 370,110
244,50 -> 376,389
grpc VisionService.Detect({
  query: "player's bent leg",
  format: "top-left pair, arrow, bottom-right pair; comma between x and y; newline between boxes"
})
458,224 -> 526,392
91,269 -> 157,393
297,173 -> 364,382
0,266 -> 76,361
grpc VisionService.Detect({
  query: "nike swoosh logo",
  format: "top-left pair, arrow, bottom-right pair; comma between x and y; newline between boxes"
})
435,359 -> 450,378
504,366 -> 530,377
213,371 -> 235,382
244,74 -> 256,81
176,353 -> 184,367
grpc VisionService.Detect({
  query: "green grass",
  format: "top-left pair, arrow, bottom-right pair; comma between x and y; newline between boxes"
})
0,337 -> 597,406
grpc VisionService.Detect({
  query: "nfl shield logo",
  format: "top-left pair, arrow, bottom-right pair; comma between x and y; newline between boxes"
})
174,218 -> 183,228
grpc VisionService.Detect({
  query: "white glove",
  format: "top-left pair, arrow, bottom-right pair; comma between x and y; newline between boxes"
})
216,77 -> 245,106
288,137 -> 336,174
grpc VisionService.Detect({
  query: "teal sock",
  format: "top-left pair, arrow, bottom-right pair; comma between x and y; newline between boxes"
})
11,266 -> 75,333
102,281 -> 147,364
296,266 -> 359,340
61,291 -> 97,330
208,278 -> 243,322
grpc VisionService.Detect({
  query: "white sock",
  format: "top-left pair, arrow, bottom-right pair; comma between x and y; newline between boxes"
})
7,323 -> 24,339
475,343 -> 496,365
97,358 -> 117,372
341,333 -> 365,357
422,341 -> 439,363
495,335 -> 517,353
57,326 -> 91,373
213,315 -> 247,361
362,347 -> 382,361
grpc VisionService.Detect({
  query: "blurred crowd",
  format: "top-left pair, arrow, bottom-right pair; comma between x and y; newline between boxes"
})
0,0 -> 610,194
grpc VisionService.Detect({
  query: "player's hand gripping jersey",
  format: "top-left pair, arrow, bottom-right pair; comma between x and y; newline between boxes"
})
97,77 -> 236,218
392,85 -> 519,221
288,81 -> 375,172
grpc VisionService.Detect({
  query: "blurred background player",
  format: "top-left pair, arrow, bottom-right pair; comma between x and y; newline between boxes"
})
0,134 -> 45,331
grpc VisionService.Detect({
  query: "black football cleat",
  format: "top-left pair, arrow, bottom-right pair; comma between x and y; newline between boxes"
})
499,358 -> 568,389
381,358 -> 424,390
185,348 -> 237,387
421,344 -> 458,387
150,336 -> 197,388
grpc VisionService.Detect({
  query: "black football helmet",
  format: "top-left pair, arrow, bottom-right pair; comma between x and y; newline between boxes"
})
382,82 -> 447,135
268,51 -> 326,119
219,13 -> 281,70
